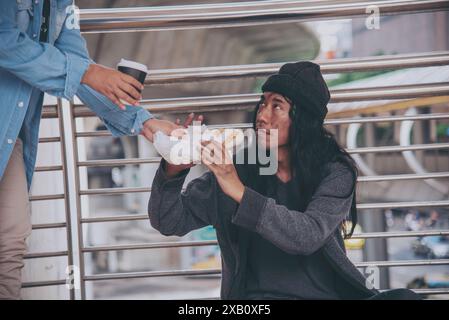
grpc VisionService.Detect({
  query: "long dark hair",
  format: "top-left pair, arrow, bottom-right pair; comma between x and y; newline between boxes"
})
249,99 -> 358,239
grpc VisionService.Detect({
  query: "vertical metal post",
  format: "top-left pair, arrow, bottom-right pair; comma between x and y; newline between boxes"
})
56,98 -> 75,300
59,99 -> 86,299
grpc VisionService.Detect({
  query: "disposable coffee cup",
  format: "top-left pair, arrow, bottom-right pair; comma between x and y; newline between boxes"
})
117,58 -> 149,92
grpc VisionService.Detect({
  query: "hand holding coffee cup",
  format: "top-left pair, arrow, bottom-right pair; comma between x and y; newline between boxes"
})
81,62 -> 144,110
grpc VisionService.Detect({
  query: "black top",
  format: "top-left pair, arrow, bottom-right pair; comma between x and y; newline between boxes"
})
39,0 -> 51,43
244,176 -> 341,299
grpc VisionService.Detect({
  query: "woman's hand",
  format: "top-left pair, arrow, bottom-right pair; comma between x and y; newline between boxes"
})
141,119 -> 181,142
161,113 -> 204,178
81,63 -> 144,109
200,140 -> 245,203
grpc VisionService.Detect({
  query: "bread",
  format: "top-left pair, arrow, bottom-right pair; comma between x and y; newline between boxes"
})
153,126 -> 246,165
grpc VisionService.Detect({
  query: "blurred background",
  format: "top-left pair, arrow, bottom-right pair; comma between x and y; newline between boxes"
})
24,0 -> 449,299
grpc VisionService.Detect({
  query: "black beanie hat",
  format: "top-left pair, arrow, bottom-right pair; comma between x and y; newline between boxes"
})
261,61 -> 330,121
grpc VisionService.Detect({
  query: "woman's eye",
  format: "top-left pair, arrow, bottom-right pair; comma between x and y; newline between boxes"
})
274,105 -> 281,110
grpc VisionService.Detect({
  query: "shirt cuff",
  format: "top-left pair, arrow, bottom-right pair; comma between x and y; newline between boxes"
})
64,53 -> 91,100
133,107 -> 154,135
231,186 -> 267,231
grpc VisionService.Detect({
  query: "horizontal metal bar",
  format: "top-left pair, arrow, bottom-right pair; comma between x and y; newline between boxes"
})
24,251 -> 68,259
29,194 -> 65,201
41,106 -> 58,119
324,112 -> 449,125
357,200 -> 449,210
84,258 -> 449,282
74,144 -> 449,171
38,136 -> 61,143
83,240 -> 218,253
78,187 -> 449,208
84,269 -> 221,281
79,187 -> 150,196
34,165 -> 63,172
81,230 -> 449,253
75,113 -> 449,138
21,280 -> 67,288
355,259 -> 449,268
81,214 -> 149,224
32,222 -> 67,230
78,157 -> 161,167
413,288 -> 449,295
73,82 -> 449,117
333,82 -> 449,102
146,51 -> 449,84
80,216 -> 449,240
201,289 -> 449,299
351,230 -> 449,239
347,142 -> 449,154
78,157 -> 449,182
79,0 -> 449,33
358,172 -> 449,182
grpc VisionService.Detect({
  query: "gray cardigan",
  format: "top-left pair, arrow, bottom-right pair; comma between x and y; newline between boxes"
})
148,159 -> 381,299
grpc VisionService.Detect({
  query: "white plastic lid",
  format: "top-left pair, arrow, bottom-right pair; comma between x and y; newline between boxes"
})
117,58 -> 149,74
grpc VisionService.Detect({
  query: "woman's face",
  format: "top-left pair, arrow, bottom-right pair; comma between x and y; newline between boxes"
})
255,92 -> 292,150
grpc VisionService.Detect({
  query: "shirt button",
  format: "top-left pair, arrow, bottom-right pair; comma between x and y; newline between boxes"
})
7,139 -> 13,144
33,33 -> 37,38
35,0 -> 39,4
130,129 -> 136,134
18,101 -> 24,108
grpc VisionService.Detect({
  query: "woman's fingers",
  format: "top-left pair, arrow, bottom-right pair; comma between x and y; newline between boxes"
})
115,87 -> 138,107
107,91 -> 125,110
201,141 -> 226,165
121,73 -> 145,92
182,113 -> 195,127
196,114 -> 204,123
208,140 -> 231,164
200,145 -> 216,167
118,81 -> 142,102
177,113 -> 205,129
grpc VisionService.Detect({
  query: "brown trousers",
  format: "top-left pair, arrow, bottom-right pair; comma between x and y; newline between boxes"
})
0,139 -> 32,299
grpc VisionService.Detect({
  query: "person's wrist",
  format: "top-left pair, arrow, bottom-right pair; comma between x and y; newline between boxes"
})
143,118 -> 157,132
163,161 -> 186,178
81,63 -> 96,85
227,179 -> 245,203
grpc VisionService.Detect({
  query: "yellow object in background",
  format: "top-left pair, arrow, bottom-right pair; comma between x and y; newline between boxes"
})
343,222 -> 366,250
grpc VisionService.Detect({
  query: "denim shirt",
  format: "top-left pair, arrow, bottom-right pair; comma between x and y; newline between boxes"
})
0,0 -> 153,189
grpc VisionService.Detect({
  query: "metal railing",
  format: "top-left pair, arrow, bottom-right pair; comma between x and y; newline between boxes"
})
24,0 -> 449,299
79,0 -> 449,33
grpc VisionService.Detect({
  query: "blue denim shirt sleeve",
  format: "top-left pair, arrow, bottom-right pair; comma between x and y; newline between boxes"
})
0,13 -> 90,101
76,84 -> 153,136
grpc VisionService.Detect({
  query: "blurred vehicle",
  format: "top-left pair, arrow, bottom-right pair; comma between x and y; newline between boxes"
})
405,210 -> 426,232
87,124 -> 125,188
412,236 -> 449,259
407,273 -> 449,289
